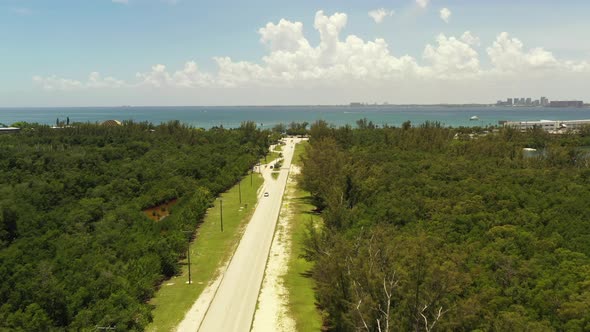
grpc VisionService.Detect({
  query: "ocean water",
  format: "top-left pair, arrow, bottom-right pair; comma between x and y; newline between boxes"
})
2,106 -> 590,129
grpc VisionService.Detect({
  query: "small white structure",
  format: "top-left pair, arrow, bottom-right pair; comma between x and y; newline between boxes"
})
101,119 -> 122,126
504,119 -> 590,133
0,127 -> 21,134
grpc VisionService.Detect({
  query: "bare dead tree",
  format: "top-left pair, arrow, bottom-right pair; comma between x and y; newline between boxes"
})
419,304 -> 447,332
377,273 -> 398,332
352,280 -> 371,332
351,270 -> 399,332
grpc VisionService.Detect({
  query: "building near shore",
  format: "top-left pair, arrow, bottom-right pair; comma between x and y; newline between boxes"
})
101,119 -> 122,126
503,119 -> 590,132
549,100 -> 584,108
0,127 -> 21,134
498,97 -> 584,108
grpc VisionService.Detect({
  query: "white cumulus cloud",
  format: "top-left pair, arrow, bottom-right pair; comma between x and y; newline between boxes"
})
440,8 -> 452,23
212,11 -> 425,86
259,19 -> 310,52
33,72 -> 125,90
565,60 -> 590,73
486,32 -> 590,76
87,72 -> 125,88
172,61 -> 213,87
416,0 -> 429,9
368,8 -> 394,24
33,76 -> 83,91
423,34 -> 480,78
487,32 -> 558,73
136,64 -> 172,87
135,62 -> 212,87
460,31 -> 480,46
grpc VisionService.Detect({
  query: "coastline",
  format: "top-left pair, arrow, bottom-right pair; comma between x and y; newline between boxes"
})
3,105 -> 590,130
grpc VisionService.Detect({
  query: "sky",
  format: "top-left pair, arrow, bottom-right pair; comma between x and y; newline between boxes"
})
1,0 -> 590,106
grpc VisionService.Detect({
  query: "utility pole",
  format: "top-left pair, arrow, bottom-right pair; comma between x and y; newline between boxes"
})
238,180 -> 242,204
220,199 -> 224,232
250,170 -> 253,187
187,239 -> 191,284
181,230 -> 193,285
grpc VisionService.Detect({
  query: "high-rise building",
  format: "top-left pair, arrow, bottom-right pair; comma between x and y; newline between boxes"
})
541,97 -> 549,106
514,97 -> 520,105
496,99 -> 512,106
520,98 -> 526,105
526,98 -> 532,105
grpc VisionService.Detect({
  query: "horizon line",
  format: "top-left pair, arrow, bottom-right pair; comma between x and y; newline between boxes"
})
0,103 -> 503,109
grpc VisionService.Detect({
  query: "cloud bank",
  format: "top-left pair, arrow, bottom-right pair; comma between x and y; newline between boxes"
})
33,10 -> 590,103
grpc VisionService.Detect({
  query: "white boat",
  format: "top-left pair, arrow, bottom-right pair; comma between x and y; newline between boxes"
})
470,116 -> 479,121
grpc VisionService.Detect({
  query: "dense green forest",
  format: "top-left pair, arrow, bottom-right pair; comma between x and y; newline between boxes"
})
301,121 -> 590,331
0,121 -> 269,330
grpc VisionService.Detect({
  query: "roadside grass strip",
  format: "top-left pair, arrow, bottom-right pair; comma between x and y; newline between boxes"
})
283,187 -> 323,332
260,151 -> 280,164
146,173 -> 264,332
283,140 -> 323,331
292,141 -> 306,166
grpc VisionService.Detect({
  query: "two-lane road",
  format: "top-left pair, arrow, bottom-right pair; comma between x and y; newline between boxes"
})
197,138 -> 301,332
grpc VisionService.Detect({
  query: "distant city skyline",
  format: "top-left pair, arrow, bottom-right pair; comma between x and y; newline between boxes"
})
1,0 -> 590,107
496,96 -> 585,107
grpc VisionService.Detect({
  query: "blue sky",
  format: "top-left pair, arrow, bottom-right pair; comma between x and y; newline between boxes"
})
1,0 -> 590,106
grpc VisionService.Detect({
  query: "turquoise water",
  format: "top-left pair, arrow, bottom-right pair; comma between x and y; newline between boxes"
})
2,106 -> 590,129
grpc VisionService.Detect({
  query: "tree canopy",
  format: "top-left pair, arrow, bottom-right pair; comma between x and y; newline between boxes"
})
301,122 -> 590,331
0,121 -> 269,330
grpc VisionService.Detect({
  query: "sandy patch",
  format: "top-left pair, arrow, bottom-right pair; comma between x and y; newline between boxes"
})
251,166 -> 299,332
290,165 -> 301,176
